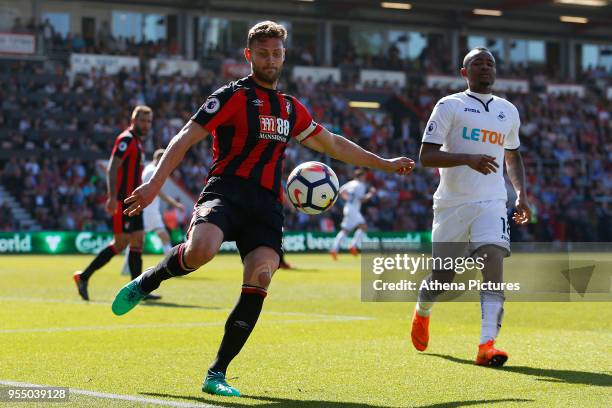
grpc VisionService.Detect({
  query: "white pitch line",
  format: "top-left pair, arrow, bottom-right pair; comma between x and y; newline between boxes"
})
0,295 -> 374,322
0,315 -> 372,334
0,380 -> 222,408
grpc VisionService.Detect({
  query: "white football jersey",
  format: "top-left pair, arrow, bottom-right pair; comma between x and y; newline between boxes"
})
422,90 -> 520,208
142,163 -> 160,213
341,179 -> 367,215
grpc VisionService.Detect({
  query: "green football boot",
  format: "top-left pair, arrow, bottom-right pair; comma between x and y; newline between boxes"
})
111,277 -> 146,316
202,371 -> 241,397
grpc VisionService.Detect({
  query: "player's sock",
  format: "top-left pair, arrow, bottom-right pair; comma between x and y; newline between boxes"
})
209,285 -> 267,374
128,247 -> 143,280
80,244 -> 117,280
331,230 -> 347,252
138,243 -> 195,293
162,242 -> 172,255
350,228 -> 365,249
480,289 -> 505,344
121,248 -> 130,275
416,271 -> 455,317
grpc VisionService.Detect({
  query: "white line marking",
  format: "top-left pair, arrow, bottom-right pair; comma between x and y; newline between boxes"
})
0,380 -> 221,407
0,316 -> 372,334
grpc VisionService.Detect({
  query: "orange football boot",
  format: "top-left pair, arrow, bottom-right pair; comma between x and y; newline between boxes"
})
411,309 -> 429,351
475,340 -> 508,367
348,246 -> 359,256
330,250 -> 338,261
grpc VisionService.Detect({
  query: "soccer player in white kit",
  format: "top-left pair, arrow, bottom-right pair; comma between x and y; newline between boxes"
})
330,168 -> 376,259
122,149 -> 184,278
410,47 -> 531,367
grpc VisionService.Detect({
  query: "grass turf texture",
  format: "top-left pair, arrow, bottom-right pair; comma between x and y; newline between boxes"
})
0,254 -> 610,408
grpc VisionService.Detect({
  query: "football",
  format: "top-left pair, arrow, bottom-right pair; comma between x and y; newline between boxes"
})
286,161 -> 339,215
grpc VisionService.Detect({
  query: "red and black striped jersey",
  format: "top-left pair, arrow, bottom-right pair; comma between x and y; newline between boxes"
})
110,128 -> 143,201
191,75 -> 322,200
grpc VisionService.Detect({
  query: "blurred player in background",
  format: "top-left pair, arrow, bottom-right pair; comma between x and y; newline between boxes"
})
111,21 -> 414,397
411,47 -> 530,367
330,168 -> 376,259
121,148 -> 184,275
73,105 -> 153,301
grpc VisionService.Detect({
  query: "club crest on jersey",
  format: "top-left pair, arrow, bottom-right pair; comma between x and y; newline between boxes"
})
286,101 -> 292,115
497,111 -> 507,121
204,97 -> 220,114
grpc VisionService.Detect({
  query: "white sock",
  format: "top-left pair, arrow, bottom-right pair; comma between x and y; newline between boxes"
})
121,248 -> 130,275
350,229 -> 365,248
162,243 -> 172,255
416,301 -> 434,317
331,230 -> 347,252
480,290 -> 505,344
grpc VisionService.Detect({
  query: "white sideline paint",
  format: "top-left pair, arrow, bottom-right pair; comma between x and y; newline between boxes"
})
0,380 -> 222,408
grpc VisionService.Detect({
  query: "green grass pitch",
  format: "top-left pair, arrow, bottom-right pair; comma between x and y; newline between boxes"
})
0,254 -> 610,407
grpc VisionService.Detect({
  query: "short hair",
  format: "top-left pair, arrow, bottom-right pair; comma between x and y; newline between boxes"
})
463,47 -> 494,68
131,105 -> 153,120
354,168 -> 366,178
247,21 -> 287,48
153,148 -> 164,163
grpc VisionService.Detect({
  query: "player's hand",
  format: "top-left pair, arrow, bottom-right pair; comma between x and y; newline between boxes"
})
382,157 -> 415,175
466,154 -> 499,175
105,197 -> 117,215
513,196 -> 531,225
123,182 -> 159,216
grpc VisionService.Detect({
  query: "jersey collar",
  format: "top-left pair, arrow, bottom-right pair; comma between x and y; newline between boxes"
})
464,90 -> 494,112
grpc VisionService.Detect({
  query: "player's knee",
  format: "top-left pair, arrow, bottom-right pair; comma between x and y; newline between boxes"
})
257,270 -> 272,287
245,259 -> 276,288
475,245 -> 506,263
183,239 -> 217,267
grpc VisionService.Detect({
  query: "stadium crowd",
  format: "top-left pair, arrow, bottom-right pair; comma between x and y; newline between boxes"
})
0,46 -> 610,241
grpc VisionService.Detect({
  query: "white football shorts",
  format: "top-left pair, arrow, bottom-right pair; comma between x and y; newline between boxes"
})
341,210 -> 366,231
432,199 -> 510,258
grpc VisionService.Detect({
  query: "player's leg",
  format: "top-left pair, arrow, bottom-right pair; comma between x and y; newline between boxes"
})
120,248 -> 130,276
156,228 -> 173,255
204,246 -> 279,397
471,200 -> 510,366
112,222 -> 223,315
411,205 -> 470,351
127,230 -> 144,280
204,196 -> 282,397
348,217 -> 367,255
330,227 -> 348,260
74,225 -> 129,301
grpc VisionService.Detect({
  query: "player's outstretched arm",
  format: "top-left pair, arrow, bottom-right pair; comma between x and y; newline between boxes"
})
505,149 -> 531,225
123,121 -> 208,216
302,127 -> 414,175
420,142 -> 499,175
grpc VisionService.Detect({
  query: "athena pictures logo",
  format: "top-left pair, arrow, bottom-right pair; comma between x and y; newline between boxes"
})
204,97 -> 220,114
426,121 -> 437,134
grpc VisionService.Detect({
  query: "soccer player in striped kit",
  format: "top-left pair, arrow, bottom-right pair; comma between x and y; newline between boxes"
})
73,106 -> 158,301
112,21 -> 415,397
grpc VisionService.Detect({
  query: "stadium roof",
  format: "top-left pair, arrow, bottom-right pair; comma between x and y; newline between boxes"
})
99,0 -> 611,41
